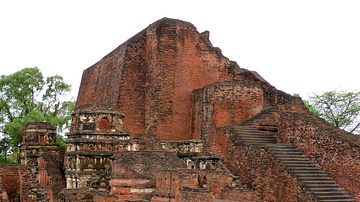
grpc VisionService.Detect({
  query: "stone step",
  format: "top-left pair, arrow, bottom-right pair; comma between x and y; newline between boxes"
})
232,127 -> 264,130
236,134 -> 276,138
304,182 -> 339,187
302,179 -> 338,183
266,145 -> 299,150
233,129 -> 269,132
281,160 -> 314,164
290,169 -> 326,173
267,146 -> 295,149
293,171 -> 329,178
271,151 -> 303,154
239,121 -> 257,124
239,137 -> 276,140
277,158 -> 313,163
271,152 -> 302,156
244,141 -> 278,144
313,191 -> 351,196
277,160 -> 311,164
243,142 -> 278,145
238,136 -> 274,140
287,167 -> 323,171
268,148 -> 299,151
283,162 -> 316,167
236,134 -> 273,137
316,195 -> 356,200
239,137 -> 275,140
267,147 -> 299,150
297,176 -> 333,181
243,143 -> 271,146
241,140 -> 277,143
274,156 -> 308,160
237,133 -> 276,140
275,156 -> 309,160
238,108 -> 279,125
316,199 -> 357,202
266,143 -> 292,147
268,149 -> 301,152
307,187 -> 346,192
233,126 -> 273,130
233,130 -> 272,135
284,163 -> 318,167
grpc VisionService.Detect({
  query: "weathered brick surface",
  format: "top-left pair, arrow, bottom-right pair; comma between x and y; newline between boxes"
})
0,165 -> 46,202
153,169 -> 254,202
111,151 -> 186,183
192,81 -> 264,146
128,133 -> 163,151
58,188 -> 100,202
218,187 -> 256,201
109,134 -> 186,201
178,188 -> 213,202
237,71 -> 308,113
0,165 -> 21,201
41,149 -> 66,198
75,18 -> 243,141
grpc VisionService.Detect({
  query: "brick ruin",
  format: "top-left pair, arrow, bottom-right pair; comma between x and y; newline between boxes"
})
0,122 -> 65,202
0,18 -> 359,202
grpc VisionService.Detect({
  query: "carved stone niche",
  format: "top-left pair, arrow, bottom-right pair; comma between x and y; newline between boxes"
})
71,109 -> 125,132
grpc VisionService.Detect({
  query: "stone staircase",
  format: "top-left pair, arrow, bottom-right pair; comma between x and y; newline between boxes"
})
231,113 -> 356,202
232,125 -> 277,145
267,144 -> 356,202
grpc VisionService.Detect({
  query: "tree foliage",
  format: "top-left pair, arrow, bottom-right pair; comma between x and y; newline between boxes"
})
0,67 -> 74,162
306,90 -> 360,134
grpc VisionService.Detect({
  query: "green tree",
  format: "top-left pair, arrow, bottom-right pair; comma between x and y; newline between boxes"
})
0,137 -> 10,162
0,67 -> 74,162
306,90 -> 360,134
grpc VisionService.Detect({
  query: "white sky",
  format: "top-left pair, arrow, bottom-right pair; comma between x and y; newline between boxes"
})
1,1 -> 359,100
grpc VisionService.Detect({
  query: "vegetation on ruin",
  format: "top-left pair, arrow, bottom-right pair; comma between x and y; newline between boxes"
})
302,90 -> 360,134
0,67 -> 74,163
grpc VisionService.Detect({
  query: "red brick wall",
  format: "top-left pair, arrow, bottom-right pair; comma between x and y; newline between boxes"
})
155,172 -> 173,198
179,188 -> 213,202
0,165 -> 42,202
237,70 -> 308,113
58,189 -> 99,202
143,19 -> 239,141
154,169 -> 236,201
192,81 -> 264,145
75,18 -> 242,140
41,148 -> 66,199
0,165 -> 21,200
93,194 -> 117,202
218,187 -> 256,201
76,44 -> 127,112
